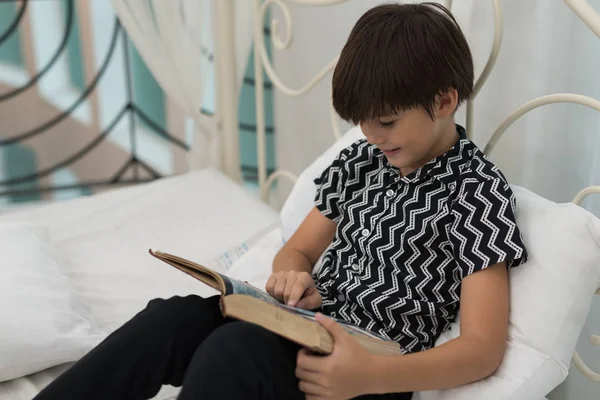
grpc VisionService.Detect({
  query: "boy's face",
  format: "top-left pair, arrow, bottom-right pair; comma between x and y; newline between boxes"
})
359,94 -> 458,176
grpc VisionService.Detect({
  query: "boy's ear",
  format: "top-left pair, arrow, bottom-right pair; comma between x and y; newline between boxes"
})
434,89 -> 459,118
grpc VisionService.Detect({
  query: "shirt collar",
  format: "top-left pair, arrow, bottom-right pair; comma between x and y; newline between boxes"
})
373,124 -> 473,185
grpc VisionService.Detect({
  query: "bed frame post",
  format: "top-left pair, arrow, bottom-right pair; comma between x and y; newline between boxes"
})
215,0 -> 242,183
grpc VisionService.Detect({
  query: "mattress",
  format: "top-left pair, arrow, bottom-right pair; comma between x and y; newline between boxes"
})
0,168 -> 279,400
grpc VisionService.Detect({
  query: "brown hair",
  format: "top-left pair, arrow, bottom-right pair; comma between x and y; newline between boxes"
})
332,2 -> 474,124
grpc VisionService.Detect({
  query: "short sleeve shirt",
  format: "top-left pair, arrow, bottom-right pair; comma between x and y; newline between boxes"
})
313,125 -> 528,353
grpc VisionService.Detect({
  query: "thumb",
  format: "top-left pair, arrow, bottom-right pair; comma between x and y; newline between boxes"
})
316,312 -> 348,341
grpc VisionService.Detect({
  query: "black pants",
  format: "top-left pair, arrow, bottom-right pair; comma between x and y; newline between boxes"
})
33,295 -> 412,400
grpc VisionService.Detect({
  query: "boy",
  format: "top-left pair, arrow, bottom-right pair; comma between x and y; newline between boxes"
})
34,3 -> 527,400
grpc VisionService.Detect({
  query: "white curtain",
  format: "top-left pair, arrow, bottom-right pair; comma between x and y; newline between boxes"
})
109,0 -> 253,172
271,0 -> 600,398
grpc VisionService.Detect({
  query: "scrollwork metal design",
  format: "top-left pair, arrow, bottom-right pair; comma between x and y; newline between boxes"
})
256,0 -> 344,97
484,94 -> 600,155
255,0 -> 351,200
563,0 -> 600,40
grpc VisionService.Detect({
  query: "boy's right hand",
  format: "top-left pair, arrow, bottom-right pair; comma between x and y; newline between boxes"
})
265,270 -> 322,310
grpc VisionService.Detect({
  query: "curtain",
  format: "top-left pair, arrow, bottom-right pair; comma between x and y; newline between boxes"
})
271,1 -> 600,398
110,0 -> 254,173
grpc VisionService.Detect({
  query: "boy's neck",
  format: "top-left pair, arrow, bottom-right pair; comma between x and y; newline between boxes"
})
432,119 -> 461,158
399,119 -> 460,177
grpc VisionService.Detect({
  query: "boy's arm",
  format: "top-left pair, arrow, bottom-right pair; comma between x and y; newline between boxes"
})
296,179 -> 524,396
273,143 -> 350,276
272,207 -> 336,274
369,262 -> 509,393
364,179 -> 525,392
266,207 -> 336,307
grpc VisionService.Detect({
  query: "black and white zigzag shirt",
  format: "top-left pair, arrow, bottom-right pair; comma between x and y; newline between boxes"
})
313,125 -> 528,353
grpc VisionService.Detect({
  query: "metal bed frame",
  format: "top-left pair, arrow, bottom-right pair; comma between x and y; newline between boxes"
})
250,0 -> 600,384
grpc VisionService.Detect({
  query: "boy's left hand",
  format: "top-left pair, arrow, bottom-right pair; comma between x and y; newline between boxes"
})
296,313 -> 377,400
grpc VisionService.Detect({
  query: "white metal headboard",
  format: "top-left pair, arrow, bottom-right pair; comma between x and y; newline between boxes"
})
250,0 -> 600,383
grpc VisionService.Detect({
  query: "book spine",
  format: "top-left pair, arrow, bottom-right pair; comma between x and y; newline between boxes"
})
223,277 -> 234,296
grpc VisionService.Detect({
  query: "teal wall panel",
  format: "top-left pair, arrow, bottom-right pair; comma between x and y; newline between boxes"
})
238,18 -> 276,183
0,2 -> 25,67
2,144 -> 40,203
128,39 -> 166,132
61,0 -> 86,90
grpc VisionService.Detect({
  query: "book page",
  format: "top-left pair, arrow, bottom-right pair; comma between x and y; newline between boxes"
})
226,277 -> 281,306
278,304 -> 392,342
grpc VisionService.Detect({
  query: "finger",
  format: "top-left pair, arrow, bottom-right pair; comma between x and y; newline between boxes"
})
316,312 -> 348,341
298,380 -> 329,397
265,275 -> 277,296
297,348 -> 326,373
295,288 -> 322,310
283,275 -> 298,305
295,367 -> 324,385
287,279 -> 309,307
273,274 -> 288,301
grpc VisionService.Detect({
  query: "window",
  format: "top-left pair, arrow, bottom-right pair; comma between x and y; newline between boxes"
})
0,0 -> 275,204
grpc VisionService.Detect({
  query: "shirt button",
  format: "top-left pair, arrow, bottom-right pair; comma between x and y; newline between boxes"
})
337,294 -> 346,302
352,263 -> 360,271
386,189 -> 394,197
361,228 -> 369,237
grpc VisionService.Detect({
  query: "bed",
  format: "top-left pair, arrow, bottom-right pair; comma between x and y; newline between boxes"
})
0,1 -> 599,399
0,168 -> 280,400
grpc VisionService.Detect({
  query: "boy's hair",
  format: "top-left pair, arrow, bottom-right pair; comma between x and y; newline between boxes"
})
332,2 -> 474,124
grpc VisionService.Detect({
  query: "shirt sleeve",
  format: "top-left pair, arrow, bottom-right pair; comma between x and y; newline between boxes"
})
449,178 -> 528,278
313,147 -> 351,222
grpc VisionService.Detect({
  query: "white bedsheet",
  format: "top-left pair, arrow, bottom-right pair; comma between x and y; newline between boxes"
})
0,168 -> 279,400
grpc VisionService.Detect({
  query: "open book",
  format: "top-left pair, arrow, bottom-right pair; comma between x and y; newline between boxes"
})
149,249 -> 403,356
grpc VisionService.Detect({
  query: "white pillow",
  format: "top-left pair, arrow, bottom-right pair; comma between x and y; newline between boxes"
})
279,126 -> 365,242
279,126 -> 600,399
417,188 -> 600,400
0,222 -> 105,382
227,226 -> 285,291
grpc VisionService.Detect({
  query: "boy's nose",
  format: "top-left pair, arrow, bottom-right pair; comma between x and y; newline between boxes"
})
360,122 -> 387,145
364,132 -> 386,146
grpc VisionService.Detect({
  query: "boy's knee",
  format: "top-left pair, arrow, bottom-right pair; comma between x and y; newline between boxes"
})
209,322 -> 276,348
147,294 -> 199,309
146,294 -> 212,313
142,295 -> 222,328
180,322 -> 290,399
203,322 -> 280,361
183,322 -> 281,386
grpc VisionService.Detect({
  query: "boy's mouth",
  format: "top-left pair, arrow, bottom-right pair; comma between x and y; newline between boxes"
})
381,147 -> 401,156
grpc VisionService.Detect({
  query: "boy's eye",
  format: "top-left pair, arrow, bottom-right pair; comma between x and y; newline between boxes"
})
378,120 -> 395,128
